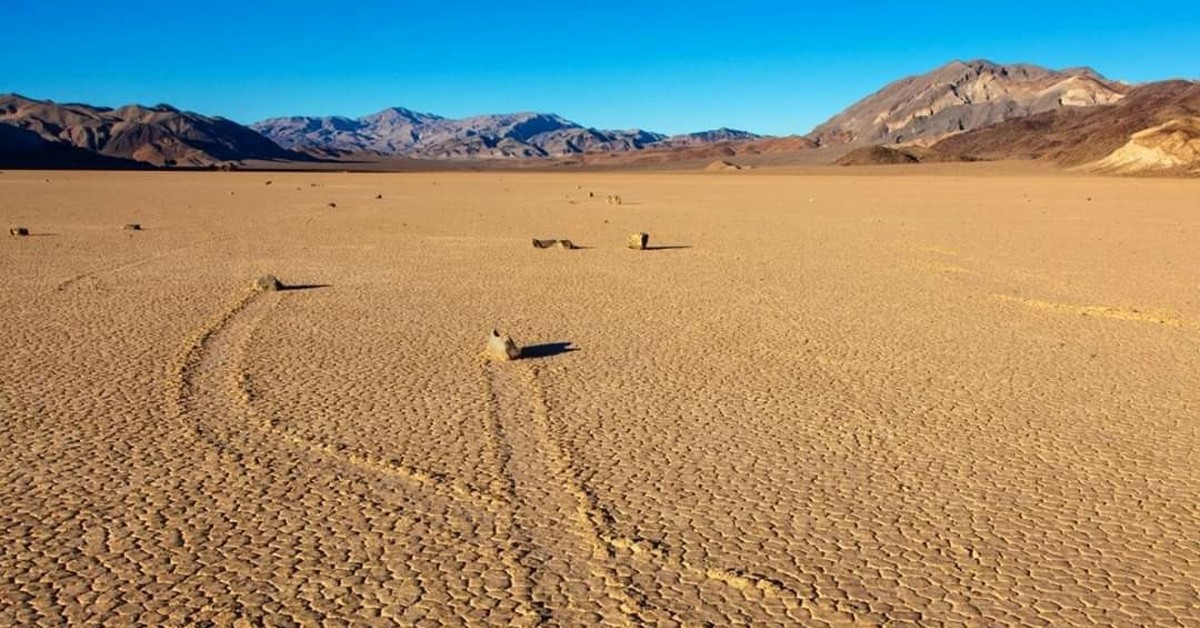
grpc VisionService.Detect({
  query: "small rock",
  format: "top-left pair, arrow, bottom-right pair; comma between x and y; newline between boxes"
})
555,240 -> 576,250
265,180 -> 273,186
376,194 -> 383,200
532,239 -> 556,249
327,202 -> 337,208
123,223 -> 141,231
9,227 -> 30,237
485,330 -> 521,362
628,232 -> 649,250
253,275 -> 283,292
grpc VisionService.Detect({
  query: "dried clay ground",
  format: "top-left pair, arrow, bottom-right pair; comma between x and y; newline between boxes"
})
1,167 -> 1197,626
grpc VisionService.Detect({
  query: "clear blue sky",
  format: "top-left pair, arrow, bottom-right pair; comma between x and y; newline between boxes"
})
6,1 -> 1198,135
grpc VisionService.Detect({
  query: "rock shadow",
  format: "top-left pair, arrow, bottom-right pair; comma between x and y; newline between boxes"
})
519,342 -> 578,359
279,284 -> 331,292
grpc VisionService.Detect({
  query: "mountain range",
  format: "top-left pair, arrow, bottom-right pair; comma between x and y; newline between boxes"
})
0,94 -> 299,167
251,109 -> 760,159
1,60 -> 1197,174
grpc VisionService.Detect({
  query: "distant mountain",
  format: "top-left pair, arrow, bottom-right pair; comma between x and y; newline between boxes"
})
0,94 -> 300,167
658,128 -> 763,146
252,109 -> 760,159
808,60 -> 1127,147
8,61 -> 1193,174
931,80 -> 1200,175
0,122 -> 152,169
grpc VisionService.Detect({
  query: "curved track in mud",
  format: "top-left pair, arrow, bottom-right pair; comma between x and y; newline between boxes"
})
166,284 -> 863,624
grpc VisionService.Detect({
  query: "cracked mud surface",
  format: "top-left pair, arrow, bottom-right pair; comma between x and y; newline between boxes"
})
2,170 -> 1198,625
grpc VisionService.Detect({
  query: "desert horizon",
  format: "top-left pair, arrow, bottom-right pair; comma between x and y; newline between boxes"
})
4,58 -> 1199,176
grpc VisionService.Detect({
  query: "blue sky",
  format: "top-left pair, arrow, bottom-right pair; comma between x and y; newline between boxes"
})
5,1 -> 1199,135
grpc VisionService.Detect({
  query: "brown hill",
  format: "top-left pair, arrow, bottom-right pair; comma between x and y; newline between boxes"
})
704,160 -> 744,171
809,60 -> 1126,147
0,94 -> 301,167
931,80 -> 1200,173
835,145 -> 921,165
0,123 -> 151,169
834,144 -> 976,167
743,135 -> 820,153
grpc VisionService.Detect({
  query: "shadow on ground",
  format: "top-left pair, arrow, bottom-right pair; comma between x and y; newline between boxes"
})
280,284 -> 331,292
520,342 -> 578,359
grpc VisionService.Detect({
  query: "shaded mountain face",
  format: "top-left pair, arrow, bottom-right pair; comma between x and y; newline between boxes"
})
252,109 -> 761,159
0,94 -> 299,167
0,122 -> 152,169
808,60 -> 1126,147
931,80 -> 1200,174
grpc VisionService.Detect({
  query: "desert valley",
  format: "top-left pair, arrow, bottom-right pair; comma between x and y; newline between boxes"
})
2,57 -> 1199,626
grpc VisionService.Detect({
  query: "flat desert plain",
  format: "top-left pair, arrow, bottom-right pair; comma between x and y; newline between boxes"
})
1,168 -> 1197,626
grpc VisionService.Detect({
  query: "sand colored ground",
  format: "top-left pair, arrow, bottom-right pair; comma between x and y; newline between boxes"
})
1,168 -> 1197,626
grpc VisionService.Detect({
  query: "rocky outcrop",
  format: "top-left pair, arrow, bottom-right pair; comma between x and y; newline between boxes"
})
808,60 -> 1126,147
931,80 -> 1200,174
1084,117 -> 1200,175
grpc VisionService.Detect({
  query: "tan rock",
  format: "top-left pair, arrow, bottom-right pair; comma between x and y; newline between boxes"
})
532,239 -> 556,249
627,233 -> 648,250
123,223 -> 141,231
485,329 -> 521,362
555,240 -> 576,250
9,227 -> 29,236
253,275 -> 283,292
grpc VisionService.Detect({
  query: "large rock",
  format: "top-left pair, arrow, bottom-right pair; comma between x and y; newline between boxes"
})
532,238 -> 577,250
485,330 -> 521,361
253,275 -> 283,292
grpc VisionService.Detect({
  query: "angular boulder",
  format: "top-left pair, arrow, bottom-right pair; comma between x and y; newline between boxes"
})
485,329 -> 521,362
